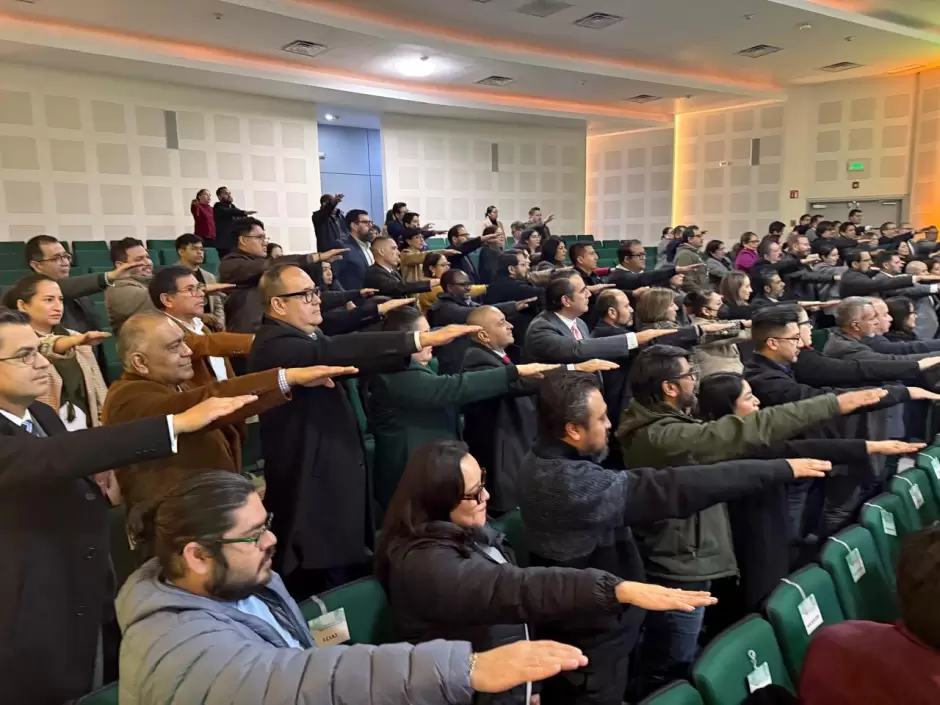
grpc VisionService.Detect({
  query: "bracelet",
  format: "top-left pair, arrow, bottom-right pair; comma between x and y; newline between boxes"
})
469,652 -> 478,679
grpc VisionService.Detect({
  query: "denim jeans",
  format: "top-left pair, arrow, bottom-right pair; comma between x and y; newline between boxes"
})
636,578 -> 712,699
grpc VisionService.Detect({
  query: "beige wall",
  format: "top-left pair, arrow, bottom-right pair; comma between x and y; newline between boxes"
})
0,65 -> 322,251
381,114 -> 586,236
912,68 -> 940,228
586,128 -> 674,244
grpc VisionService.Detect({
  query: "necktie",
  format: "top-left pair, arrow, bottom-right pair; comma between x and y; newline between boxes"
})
500,354 -> 511,363
571,323 -> 583,341
22,418 -> 40,437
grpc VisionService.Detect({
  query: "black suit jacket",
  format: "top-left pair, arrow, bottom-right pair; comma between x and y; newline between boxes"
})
478,245 -> 503,285
363,264 -> 432,298
447,237 -> 485,283
213,201 -> 248,251
0,406 -> 172,705
608,266 -> 676,292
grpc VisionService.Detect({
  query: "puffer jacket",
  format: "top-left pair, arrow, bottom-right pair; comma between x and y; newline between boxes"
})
615,393 -> 841,581
674,244 -> 709,291
689,315 -> 750,377
117,559 -> 476,705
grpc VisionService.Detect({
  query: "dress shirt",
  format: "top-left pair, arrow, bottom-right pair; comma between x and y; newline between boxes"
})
167,314 -> 228,382
355,237 -> 375,266
554,312 -> 638,350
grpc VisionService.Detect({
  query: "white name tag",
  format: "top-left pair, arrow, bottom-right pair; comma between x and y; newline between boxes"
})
846,547 -> 866,583
746,662 -> 773,693
882,510 -> 897,537
798,594 -> 823,635
910,483 -> 925,510
307,607 -> 350,647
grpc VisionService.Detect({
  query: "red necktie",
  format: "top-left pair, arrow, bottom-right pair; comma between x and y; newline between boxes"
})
500,353 -> 511,363
571,323 -> 583,341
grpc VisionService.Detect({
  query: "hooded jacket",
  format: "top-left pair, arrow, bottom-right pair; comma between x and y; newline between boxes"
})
116,559 -> 475,705
615,394 -> 841,581
674,244 -> 709,292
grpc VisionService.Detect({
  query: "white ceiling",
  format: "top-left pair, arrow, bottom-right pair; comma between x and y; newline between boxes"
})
1,0 -> 939,135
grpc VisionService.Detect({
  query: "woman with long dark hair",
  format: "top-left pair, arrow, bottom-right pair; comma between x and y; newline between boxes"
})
190,188 -> 215,244
885,296 -> 918,342
376,441 -> 717,705
534,236 -> 567,272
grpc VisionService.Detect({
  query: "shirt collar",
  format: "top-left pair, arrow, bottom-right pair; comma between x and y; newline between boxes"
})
555,312 -> 580,328
0,407 -> 33,428
166,313 -> 202,334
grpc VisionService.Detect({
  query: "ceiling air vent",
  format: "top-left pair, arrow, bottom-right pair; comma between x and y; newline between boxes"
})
516,0 -> 572,18
624,94 -> 662,103
282,40 -> 328,58
820,61 -> 863,72
476,75 -> 515,87
574,12 -> 623,29
736,44 -> 783,59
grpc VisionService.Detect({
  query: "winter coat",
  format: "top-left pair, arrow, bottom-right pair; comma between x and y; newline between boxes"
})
674,244 -> 709,292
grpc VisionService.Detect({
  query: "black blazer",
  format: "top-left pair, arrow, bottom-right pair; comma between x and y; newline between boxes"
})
608,266 -> 676,293
363,264 -> 432,298
447,238 -> 485,283
0,405 -> 172,705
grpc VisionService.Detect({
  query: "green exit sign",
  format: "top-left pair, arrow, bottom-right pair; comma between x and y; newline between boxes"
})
847,161 -> 866,172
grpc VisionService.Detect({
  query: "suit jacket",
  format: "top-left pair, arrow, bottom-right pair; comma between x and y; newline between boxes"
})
248,317 -> 417,574
363,264 -> 432,298
460,342 -> 539,513
171,321 -> 253,387
447,237 -> 485,283
479,244 -> 504,286
213,201 -> 248,251
105,276 -> 156,333
218,250 -> 313,333
0,406 -> 172,705
102,369 -> 288,510
335,233 -> 372,291
524,310 -> 636,363
840,270 -> 917,299
608,265 -> 676,293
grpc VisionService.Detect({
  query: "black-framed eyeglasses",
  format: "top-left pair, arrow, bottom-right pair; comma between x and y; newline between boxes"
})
275,287 -> 320,303
216,513 -> 274,546
625,252 -> 646,259
174,284 -> 207,297
462,470 -> 487,505
669,370 -> 698,383
0,348 -> 42,366
242,234 -> 267,241
771,335 -> 802,343
35,253 -> 72,264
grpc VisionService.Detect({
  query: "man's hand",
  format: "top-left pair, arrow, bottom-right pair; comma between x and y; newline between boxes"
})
676,264 -> 705,274
614,582 -> 717,612
172,395 -> 259,434
204,283 -> 235,295
442,249 -> 462,257
316,248 -> 348,263
801,255 -> 821,266
632,286 -> 650,297
106,261 -> 148,282
837,388 -> 888,413
587,283 -> 616,294
907,387 -> 940,401
545,213 -> 555,224
787,459 -> 833,479
516,363 -> 560,378
515,297 -> 538,311
428,278 -> 442,288
200,313 -> 222,332
636,329 -> 678,345
285,365 -> 359,388
470,641 -> 587,694
378,298 -> 416,315
419,324 -> 482,348
866,440 -> 926,455
699,323 -> 734,334
914,274 -> 940,283
359,288 -> 379,298
574,359 -> 620,373
918,356 -> 940,371
245,210 -> 258,215
333,193 -> 344,204
481,233 -> 501,243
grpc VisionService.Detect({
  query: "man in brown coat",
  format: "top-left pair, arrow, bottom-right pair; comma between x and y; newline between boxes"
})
102,312 -> 355,509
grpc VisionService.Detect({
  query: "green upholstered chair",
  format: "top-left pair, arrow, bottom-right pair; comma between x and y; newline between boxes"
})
819,525 -> 898,623
638,680 -> 704,705
860,493 -> 911,580
890,467 -> 939,529
299,576 -> 397,645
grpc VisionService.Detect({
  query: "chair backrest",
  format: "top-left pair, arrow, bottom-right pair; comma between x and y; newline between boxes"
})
299,576 -> 397,645
72,240 -> 108,252
890,467 -> 938,529
75,682 -> 119,704
819,525 -> 898,623
915,448 -> 940,510
489,508 -> 529,567
638,680 -> 704,705
765,564 -> 845,682
692,615 -> 794,705
859,493 -> 910,578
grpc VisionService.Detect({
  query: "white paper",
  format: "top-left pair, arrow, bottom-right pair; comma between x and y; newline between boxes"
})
846,547 -> 866,583
746,662 -> 773,693
798,594 -> 823,635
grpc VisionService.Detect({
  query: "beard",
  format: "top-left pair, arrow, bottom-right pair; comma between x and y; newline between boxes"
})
206,546 -> 275,602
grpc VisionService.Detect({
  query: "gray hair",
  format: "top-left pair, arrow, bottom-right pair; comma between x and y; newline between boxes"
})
835,296 -> 873,328
118,312 -> 171,364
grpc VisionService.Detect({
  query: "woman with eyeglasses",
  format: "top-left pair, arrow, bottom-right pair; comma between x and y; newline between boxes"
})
733,232 -> 760,272
376,440 -> 718,705
686,290 -> 751,377
704,240 -> 731,286
416,252 -> 487,314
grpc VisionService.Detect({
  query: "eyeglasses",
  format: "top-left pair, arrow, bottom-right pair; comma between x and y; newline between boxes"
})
625,252 -> 646,259
275,287 -> 320,303
462,470 -> 487,505
174,284 -> 207,297
356,219 -> 373,226
771,335 -> 802,343
35,253 -> 72,264
216,513 -> 274,546
669,370 -> 698,383
0,348 -> 42,366
242,234 -> 267,242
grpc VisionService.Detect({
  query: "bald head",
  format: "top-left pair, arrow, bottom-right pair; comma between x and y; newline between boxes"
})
468,304 -> 514,351
906,260 -> 927,276
119,312 -> 193,384
259,264 -> 322,333
371,236 -> 400,268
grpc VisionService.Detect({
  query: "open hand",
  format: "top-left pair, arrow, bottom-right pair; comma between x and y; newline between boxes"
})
515,297 -> 538,311
420,324 -> 482,348
700,323 -> 734,334
318,248 -> 348,263
614,581 -> 717,612
837,388 -> 888,413
636,328 -> 678,345
107,261 -> 148,281
359,288 -> 379,298
286,365 -> 359,388
76,331 -> 112,347
172,395 -> 259,434
482,234 -> 502,243
516,363 -> 560,378
378,298 -> 416,315
204,283 -> 235,295
907,387 -> 940,401
787,458 -> 833,479
866,440 -> 926,456
676,264 -> 705,274
470,641 -> 587,694
574,359 -> 619,373
587,283 -> 616,294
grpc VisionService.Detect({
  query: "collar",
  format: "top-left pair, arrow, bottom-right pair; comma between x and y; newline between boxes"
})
166,313 -> 202,334
532,438 -> 589,461
614,264 -> 633,272
0,407 -> 33,428
380,263 -> 395,273
555,312 -> 580,329
753,352 -> 792,374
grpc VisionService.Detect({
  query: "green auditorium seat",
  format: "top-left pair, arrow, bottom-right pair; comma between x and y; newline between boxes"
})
300,576 -> 397,645
915,448 -> 940,508
71,241 -> 108,252
0,241 -> 26,256
242,419 -> 263,475
692,615 -> 794,705
489,508 -> 529,567
346,378 -> 375,474
820,525 -> 897,623
639,680 -> 703,705
860,493 -> 912,579
561,235 -> 578,245
426,237 -> 447,249
146,239 -> 177,250
890,467 -> 939,529
76,683 -> 118,704
810,328 -> 829,352
765,565 -> 845,681
76,250 -> 114,269
0,271 -> 27,288
577,234 -> 595,242
202,247 -> 220,275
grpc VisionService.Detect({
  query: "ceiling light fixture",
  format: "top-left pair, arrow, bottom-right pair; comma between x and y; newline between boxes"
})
475,75 -> 515,87
799,23 -> 812,30
395,55 -> 434,78
324,113 -> 339,121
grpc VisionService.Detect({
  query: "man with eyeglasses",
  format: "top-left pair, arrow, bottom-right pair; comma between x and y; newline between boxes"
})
609,239 -> 702,295
174,232 -> 227,330
104,237 -> 158,333
219,217 -> 346,337
336,209 -> 377,291
0,306 -> 265,705
101,311 -> 357,513
248,263 -> 483,597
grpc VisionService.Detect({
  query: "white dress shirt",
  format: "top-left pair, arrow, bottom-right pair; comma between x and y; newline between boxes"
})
354,237 -> 375,266
166,314 -> 228,382
1,406 -> 178,451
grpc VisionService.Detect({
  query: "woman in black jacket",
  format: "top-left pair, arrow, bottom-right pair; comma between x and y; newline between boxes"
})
375,440 -> 717,705
885,296 -> 918,342
697,373 -> 921,624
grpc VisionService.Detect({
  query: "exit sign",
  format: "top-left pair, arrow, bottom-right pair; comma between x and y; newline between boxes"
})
847,160 -> 866,172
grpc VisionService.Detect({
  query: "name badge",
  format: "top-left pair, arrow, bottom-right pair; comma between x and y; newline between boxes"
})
798,594 -> 823,635
882,510 -> 897,537
846,547 -> 866,583
746,662 -> 772,693
910,483 -> 925,510
307,607 -> 350,647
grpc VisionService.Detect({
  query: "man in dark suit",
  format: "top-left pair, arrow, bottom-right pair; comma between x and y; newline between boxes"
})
363,236 -> 438,297
446,224 -> 501,283
484,249 -> 546,357
335,209 -> 376,291
213,186 -> 256,257
525,271 -> 677,363
607,239 -> 702,294
0,307 -> 258,705
247,263 -> 480,598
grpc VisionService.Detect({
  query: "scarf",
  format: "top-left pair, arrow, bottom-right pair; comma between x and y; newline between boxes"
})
48,324 -> 90,423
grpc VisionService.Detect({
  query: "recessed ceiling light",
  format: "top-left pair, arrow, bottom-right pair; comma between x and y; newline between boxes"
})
282,40 -> 328,58
324,113 -> 339,121
395,55 -> 434,78
475,75 -> 515,87
573,12 -> 623,29
844,35 -> 856,42
736,44 -> 783,59
799,23 -> 812,30
624,94 -> 663,104
820,61 -> 863,72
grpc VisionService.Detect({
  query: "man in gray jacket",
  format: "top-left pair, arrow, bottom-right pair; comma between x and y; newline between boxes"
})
117,471 -> 588,705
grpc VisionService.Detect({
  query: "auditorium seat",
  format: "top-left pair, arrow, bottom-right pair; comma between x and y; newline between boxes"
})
860,493 -> 912,579
820,525 -> 897,623
890,467 -> 939,529
765,564 -> 845,681
489,508 -> 529,567
299,576 -> 398,645
914,448 -> 940,514
75,682 -> 118,704
692,614 -> 794,705
638,680 -> 703,705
